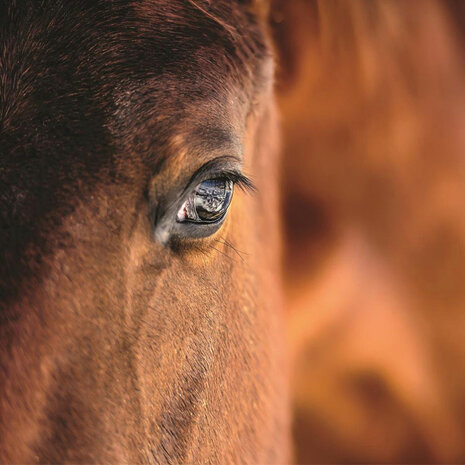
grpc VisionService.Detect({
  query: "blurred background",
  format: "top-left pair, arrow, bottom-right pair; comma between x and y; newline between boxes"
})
270,1 -> 465,463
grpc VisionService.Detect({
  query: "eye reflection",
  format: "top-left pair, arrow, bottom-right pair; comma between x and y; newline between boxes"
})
177,179 -> 234,224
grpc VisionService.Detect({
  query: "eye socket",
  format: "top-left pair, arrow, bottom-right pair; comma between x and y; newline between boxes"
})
177,178 -> 234,224
152,158 -> 255,245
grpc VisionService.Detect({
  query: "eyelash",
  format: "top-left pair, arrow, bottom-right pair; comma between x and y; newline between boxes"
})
212,171 -> 256,193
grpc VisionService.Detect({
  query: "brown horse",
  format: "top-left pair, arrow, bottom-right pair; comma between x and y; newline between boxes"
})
0,1 -> 290,463
273,0 -> 465,463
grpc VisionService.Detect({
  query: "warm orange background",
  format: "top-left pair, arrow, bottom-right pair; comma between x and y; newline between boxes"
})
273,1 -> 465,463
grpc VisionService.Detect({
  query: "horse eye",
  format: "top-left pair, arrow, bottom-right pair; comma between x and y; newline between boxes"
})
177,179 -> 234,224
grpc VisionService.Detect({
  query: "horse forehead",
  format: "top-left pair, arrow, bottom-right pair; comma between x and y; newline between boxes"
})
0,0 -> 263,161
0,0 -> 261,174
1,0 -> 262,90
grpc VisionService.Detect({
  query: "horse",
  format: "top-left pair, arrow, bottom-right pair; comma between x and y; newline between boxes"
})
273,0 -> 465,463
0,1 -> 290,462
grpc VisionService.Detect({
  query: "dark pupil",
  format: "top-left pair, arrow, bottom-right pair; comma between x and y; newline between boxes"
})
194,179 -> 233,222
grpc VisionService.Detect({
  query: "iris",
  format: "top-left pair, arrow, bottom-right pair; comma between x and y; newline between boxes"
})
177,179 -> 234,224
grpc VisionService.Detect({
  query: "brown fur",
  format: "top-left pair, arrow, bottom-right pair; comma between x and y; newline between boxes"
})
0,1 -> 290,463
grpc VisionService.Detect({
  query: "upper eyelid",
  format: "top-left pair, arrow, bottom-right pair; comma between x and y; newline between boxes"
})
181,156 -> 256,198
